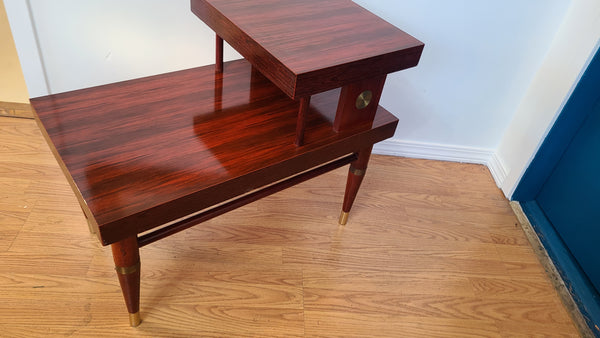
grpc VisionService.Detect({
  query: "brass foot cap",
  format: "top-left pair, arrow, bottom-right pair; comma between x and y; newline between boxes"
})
129,312 -> 141,327
339,211 -> 349,225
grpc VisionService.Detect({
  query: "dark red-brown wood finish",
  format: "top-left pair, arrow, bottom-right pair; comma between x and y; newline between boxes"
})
334,76 -> 387,132
215,34 -> 224,73
31,0 -> 423,326
31,60 -> 399,246
111,236 -> 141,326
191,0 -> 424,100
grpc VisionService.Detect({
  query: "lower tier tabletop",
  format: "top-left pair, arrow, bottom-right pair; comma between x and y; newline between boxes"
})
31,59 -> 399,245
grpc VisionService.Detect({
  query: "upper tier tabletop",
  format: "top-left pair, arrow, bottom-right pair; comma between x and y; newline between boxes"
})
31,60 -> 398,245
192,0 -> 424,99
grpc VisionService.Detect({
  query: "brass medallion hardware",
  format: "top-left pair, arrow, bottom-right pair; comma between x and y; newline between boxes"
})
355,90 -> 373,109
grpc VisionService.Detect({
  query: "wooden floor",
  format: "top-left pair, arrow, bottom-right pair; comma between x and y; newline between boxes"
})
0,101 -> 33,119
0,116 -> 579,337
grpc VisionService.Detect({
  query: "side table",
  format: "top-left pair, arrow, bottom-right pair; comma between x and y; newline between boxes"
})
30,0 -> 423,326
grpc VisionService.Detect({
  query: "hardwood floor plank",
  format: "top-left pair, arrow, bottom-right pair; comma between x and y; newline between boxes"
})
0,252 -> 92,276
304,289 -> 573,324
284,245 -> 512,278
0,161 -> 63,180
302,269 -> 476,297
0,177 -> 30,250
469,277 -> 563,300
495,320 -> 580,337
8,231 -> 99,256
0,101 -> 34,119
404,206 -> 519,229
136,305 -> 305,337
304,311 -> 502,338
355,221 -> 498,244
489,231 -> 531,246
495,243 -> 541,263
0,222 -> 24,251
137,279 -> 303,309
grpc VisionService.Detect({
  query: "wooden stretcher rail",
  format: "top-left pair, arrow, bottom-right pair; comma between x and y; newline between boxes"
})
137,153 -> 357,247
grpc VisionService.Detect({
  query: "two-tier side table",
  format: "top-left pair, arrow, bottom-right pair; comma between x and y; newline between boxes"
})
30,0 -> 423,326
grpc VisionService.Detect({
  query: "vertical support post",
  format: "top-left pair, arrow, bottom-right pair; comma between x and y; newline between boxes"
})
339,146 -> 373,225
216,34 -> 224,73
333,76 -> 386,133
249,65 -> 262,102
295,96 -> 311,146
111,236 -> 141,327
214,70 -> 223,112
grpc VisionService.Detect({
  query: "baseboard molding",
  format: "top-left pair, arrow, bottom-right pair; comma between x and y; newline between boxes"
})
487,152 -> 508,189
373,139 -> 508,188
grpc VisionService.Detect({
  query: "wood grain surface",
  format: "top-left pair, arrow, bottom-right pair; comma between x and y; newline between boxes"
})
192,0 -> 424,99
0,101 -> 33,119
0,116 -> 579,337
30,59 -> 398,245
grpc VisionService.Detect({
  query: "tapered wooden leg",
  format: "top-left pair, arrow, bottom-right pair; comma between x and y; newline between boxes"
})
339,146 -> 373,225
214,68 -> 223,112
295,96 -> 311,146
111,236 -> 141,327
216,34 -> 224,73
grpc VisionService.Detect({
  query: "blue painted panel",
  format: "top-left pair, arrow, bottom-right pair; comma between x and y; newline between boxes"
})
536,101 -> 600,295
513,46 -> 600,335
513,47 -> 600,201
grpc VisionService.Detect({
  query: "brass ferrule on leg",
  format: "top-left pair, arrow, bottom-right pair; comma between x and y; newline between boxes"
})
339,211 -> 349,225
129,312 -> 141,327
115,261 -> 140,275
349,165 -> 365,176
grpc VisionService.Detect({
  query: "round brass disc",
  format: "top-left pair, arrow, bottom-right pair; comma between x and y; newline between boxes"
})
355,90 -> 373,110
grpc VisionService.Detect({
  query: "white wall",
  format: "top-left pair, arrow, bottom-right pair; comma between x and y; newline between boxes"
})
0,0 -> 29,102
496,0 -> 600,197
355,0 -> 569,151
4,0 -> 47,98
7,0 -> 241,96
13,0 -> 569,143
7,0 -> 583,196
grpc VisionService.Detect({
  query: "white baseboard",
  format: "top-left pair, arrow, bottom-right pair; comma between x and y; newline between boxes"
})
487,152 -> 509,190
373,139 -> 508,189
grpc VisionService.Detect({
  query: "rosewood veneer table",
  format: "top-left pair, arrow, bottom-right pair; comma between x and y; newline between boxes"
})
31,0 -> 423,327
